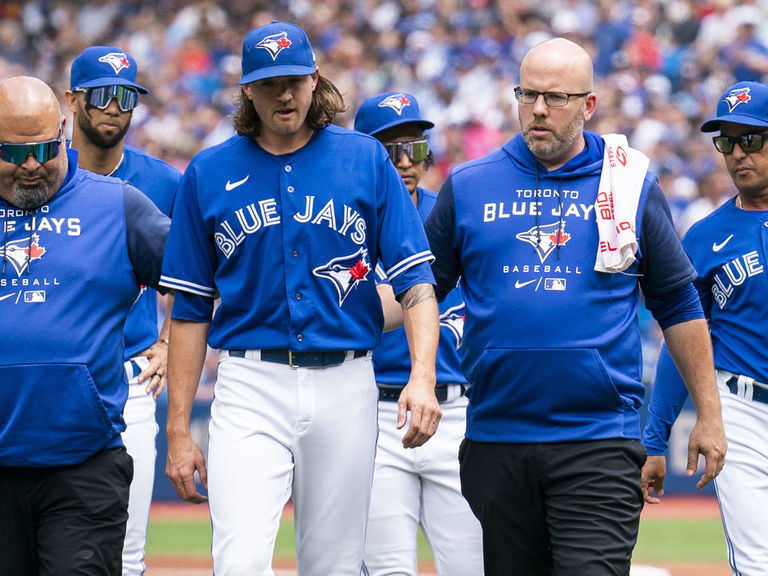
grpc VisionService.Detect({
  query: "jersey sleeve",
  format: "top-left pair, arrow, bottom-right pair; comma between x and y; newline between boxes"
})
642,343 -> 691,455
637,179 -> 697,297
424,178 -> 462,302
124,183 -> 170,291
375,154 -> 435,296
159,167 -> 218,301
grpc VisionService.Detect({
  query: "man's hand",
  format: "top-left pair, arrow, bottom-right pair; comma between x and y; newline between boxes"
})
687,416 -> 727,490
166,432 -> 208,503
137,339 -> 169,398
397,378 -> 441,448
641,454 -> 666,504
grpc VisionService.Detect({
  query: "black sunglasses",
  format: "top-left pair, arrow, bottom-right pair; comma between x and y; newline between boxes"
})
713,132 -> 768,154
77,85 -> 139,112
0,126 -> 63,165
384,140 -> 429,164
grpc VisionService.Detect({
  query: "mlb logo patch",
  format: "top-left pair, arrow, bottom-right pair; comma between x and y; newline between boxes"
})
544,278 -> 566,291
24,290 -> 46,303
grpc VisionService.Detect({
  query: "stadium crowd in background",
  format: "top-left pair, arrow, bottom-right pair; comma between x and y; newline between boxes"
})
1,0 -> 765,387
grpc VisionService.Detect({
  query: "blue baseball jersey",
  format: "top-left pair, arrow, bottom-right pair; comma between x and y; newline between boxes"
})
0,149 -> 169,466
644,198 -> 768,453
373,187 -> 466,386
100,145 -> 179,360
160,125 -> 435,350
424,130 -> 700,444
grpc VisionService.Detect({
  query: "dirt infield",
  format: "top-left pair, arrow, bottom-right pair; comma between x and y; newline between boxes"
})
145,497 -> 728,576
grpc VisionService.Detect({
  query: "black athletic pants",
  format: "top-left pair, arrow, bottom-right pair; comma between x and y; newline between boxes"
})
460,438 -> 646,576
0,447 -> 133,576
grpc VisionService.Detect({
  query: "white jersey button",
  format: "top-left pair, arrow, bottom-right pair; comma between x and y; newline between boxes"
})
297,334 -> 304,342
284,165 -> 292,173
287,185 -> 295,193
292,249 -> 299,257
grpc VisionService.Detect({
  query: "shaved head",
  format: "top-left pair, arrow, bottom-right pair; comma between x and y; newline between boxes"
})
520,38 -> 593,93
0,76 -> 67,210
517,38 -> 596,170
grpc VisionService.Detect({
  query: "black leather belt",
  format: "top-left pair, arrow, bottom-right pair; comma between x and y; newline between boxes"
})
726,376 -> 768,405
378,384 -> 466,403
228,349 -> 368,368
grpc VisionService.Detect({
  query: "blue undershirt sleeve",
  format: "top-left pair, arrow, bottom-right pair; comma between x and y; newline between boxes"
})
124,183 -> 170,292
424,179 -> 461,302
644,282 -> 703,330
642,343 -> 690,454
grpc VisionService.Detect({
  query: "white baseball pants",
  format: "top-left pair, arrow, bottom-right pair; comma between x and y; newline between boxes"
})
209,351 -> 379,576
363,394 -> 483,576
120,356 -> 158,576
714,370 -> 768,576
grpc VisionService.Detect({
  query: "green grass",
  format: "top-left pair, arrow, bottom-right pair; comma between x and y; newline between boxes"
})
146,516 -> 725,565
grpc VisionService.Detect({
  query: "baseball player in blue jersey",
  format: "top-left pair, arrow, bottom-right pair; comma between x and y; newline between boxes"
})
160,22 -> 440,575
354,92 -> 483,576
423,38 -> 726,575
643,80 -> 768,575
0,76 -> 169,576
64,46 -> 180,576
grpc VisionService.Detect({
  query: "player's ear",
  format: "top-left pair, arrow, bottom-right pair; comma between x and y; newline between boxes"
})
63,90 -> 79,114
311,70 -> 319,91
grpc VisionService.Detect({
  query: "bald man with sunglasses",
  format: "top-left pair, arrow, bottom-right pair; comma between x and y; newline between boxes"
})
63,45 -> 181,576
0,76 -> 169,576
644,80 -> 768,575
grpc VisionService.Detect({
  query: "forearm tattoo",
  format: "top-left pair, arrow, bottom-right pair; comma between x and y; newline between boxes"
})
397,283 -> 436,310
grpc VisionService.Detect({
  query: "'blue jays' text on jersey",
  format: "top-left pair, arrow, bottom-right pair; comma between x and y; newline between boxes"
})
643,198 -> 768,454
160,125 -> 435,350
0,149 -> 170,467
100,145 -> 179,360
373,187 -> 466,387
424,130 -> 700,444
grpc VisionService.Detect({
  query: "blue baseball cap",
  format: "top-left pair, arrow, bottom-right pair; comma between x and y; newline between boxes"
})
240,21 -> 317,85
701,81 -> 768,132
70,46 -> 148,93
354,91 -> 434,136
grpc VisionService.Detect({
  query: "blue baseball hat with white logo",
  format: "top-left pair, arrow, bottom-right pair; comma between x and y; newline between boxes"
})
354,91 -> 434,136
240,21 -> 317,85
701,81 -> 768,132
70,46 -> 148,93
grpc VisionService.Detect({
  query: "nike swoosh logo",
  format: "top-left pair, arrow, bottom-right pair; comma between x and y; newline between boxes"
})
712,234 -> 734,252
0,293 -> 16,302
225,175 -> 249,191
514,279 -> 537,289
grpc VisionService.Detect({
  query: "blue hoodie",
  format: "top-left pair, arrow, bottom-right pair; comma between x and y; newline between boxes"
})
424,130 -> 701,443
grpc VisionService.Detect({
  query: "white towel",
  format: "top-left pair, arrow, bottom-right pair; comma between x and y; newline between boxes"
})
594,134 -> 649,273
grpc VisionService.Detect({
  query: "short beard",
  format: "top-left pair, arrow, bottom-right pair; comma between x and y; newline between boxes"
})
522,103 -> 585,162
10,183 -> 52,211
78,107 -> 131,149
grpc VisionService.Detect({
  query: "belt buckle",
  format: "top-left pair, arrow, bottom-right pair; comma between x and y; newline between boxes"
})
288,350 -> 298,368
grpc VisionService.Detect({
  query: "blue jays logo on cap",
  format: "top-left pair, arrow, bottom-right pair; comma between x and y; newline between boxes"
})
70,45 -> 148,93
378,93 -> 412,116
354,91 -> 435,136
98,52 -> 131,74
256,32 -> 293,61
701,81 -> 768,132
723,87 -> 751,112
240,21 -> 316,85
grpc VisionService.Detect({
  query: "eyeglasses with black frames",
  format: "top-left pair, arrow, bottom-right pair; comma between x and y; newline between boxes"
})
77,85 -> 139,112
514,87 -> 591,108
712,132 -> 768,155
384,140 -> 429,164
0,125 -> 63,165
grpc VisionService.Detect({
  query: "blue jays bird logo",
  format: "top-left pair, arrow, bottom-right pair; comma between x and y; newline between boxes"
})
515,221 -> 570,263
378,93 -> 411,116
723,87 -> 751,112
439,303 -> 465,349
313,248 -> 371,306
256,32 -> 292,61
98,52 -> 131,74
0,234 -> 46,276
